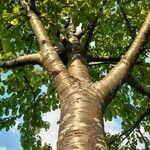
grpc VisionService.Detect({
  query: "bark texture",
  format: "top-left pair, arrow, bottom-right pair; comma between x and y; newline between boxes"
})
57,82 -> 108,150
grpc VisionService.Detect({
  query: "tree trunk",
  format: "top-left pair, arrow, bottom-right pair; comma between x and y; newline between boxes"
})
57,81 -> 108,150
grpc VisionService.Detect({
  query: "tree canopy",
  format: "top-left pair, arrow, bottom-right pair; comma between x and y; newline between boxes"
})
0,0 -> 150,149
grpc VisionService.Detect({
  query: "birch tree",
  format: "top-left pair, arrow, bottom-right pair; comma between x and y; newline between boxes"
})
0,0 -> 150,149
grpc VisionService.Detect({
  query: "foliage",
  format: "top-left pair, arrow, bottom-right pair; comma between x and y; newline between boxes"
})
0,0 -> 150,149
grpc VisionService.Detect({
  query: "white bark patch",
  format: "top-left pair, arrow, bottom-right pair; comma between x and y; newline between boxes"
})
95,143 -> 106,149
97,135 -> 105,142
63,113 -> 71,120
60,113 -> 71,125
93,118 -> 102,128
59,122 -> 88,140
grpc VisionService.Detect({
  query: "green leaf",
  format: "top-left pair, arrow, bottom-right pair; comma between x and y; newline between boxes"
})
13,5 -> 20,13
5,107 -> 9,116
10,18 -> 19,26
0,86 -> 5,95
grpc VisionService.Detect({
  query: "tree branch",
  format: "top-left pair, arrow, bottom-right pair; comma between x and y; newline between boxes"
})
20,1 -> 73,77
109,107 -> 150,146
114,1 -> 150,100
0,53 -> 42,69
88,55 -> 150,99
20,1 -> 81,98
126,75 -> 150,99
88,55 -> 150,67
137,127 -> 149,150
83,16 -> 98,51
116,0 -> 135,36
93,11 -> 150,108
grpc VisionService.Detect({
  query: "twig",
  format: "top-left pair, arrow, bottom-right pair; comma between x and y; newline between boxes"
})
137,127 -> 149,150
116,0 -> 135,37
109,107 -> 150,146
126,75 -> 150,99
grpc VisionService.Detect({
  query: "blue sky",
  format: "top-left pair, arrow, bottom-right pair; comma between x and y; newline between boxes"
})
0,110 -> 60,150
0,129 -> 21,150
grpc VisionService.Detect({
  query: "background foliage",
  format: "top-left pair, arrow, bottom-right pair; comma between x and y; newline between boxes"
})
0,0 -> 150,149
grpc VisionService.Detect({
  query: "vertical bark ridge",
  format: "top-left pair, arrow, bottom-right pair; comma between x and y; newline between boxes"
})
93,11 -> 150,108
68,59 -> 91,83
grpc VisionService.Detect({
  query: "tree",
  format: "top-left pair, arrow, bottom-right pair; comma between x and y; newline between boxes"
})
0,0 -> 150,149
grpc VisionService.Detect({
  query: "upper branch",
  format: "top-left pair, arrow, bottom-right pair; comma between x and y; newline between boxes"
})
27,9 -> 67,76
116,0 -> 134,36
93,11 -> 150,108
88,55 -> 150,67
83,17 -> 98,51
116,1 -> 150,99
0,53 -> 42,69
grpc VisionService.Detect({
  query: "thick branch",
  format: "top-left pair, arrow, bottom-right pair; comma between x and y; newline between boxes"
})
0,53 -> 42,68
109,107 -> 150,146
27,10 -> 69,77
93,11 -> 150,108
27,11 -> 67,77
21,0 -> 67,75
89,56 -> 150,99
117,1 -> 150,99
